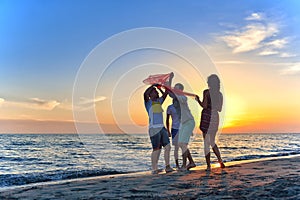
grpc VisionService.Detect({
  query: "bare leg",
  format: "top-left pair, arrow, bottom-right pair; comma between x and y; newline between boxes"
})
186,149 -> 192,162
186,149 -> 196,170
151,149 -> 161,171
182,151 -> 188,168
179,143 -> 188,168
212,145 -> 225,168
175,159 -> 180,169
164,144 -> 175,172
203,133 -> 211,170
210,131 -> 225,168
164,144 -> 171,167
212,144 -> 222,162
205,152 -> 211,170
174,145 -> 180,168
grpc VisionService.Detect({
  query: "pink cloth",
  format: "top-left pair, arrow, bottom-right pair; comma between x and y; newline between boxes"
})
143,73 -> 172,85
143,73 -> 197,97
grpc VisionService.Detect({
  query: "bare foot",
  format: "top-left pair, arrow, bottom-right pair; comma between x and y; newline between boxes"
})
165,165 -> 175,173
219,162 -> 225,168
179,166 -> 187,171
205,166 -> 211,171
187,163 -> 196,170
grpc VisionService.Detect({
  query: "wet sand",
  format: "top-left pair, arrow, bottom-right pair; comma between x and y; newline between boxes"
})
1,155 -> 299,199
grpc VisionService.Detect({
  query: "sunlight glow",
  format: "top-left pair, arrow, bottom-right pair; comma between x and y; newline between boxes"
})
223,95 -> 247,129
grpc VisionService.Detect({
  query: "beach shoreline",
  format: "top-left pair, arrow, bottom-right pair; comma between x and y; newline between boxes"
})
1,155 -> 299,199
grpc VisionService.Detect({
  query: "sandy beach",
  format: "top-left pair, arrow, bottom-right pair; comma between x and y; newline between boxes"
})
1,155 -> 299,199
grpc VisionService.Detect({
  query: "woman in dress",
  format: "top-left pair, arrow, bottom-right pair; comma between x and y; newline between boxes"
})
195,74 -> 225,170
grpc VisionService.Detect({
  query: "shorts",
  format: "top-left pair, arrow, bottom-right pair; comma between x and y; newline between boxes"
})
178,119 -> 195,144
171,128 -> 179,146
149,127 -> 170,149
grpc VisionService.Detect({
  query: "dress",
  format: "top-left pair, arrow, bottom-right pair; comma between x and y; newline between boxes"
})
200,89 -> 222,134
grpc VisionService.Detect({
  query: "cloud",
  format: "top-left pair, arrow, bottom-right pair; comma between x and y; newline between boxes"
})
279,52 -> 296,58
280,63 -> 300,75
214,60 -> 245,64
245,12 -> 264,21
29,98 -> 60,110
0,98 -> 4,106
56,99 -> 73,110
265,38 -> 288,49
58,96 -> 107,112
79,96 -> 107,105
219,12 -> 292,57
0,97 -> 60,111
52,96 -> 107,112
258,38 -> 289,56
258,49 -> 279,56
221,22 -> 279,53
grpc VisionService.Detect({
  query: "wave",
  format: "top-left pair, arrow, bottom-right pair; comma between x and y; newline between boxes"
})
1,152 -> 300,188
220,146 -> 251,150
0,156 -> 42,162
228,151 -> 300,162
0,169 -> 127,188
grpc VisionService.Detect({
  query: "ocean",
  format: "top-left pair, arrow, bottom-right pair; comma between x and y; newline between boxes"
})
1,133 -> 299,188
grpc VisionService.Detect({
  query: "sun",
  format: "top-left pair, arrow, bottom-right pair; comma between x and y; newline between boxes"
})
222,94 -> 247,129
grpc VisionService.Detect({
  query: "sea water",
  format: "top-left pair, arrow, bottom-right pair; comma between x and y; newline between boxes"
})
0,133 -> 299,188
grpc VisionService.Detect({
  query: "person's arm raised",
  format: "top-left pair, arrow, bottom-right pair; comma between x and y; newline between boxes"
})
166,114 -> 171,137
161,72 -> 174,101
144,85 -> 155,102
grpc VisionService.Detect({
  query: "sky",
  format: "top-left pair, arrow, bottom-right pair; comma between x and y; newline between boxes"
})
0,0 -> 300,133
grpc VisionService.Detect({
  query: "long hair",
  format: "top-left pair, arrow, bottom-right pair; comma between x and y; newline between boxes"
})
207,74 -> 220,91
207,74 -> 222,111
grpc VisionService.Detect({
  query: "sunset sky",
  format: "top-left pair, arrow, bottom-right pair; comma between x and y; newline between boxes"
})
1,0 -> 300,133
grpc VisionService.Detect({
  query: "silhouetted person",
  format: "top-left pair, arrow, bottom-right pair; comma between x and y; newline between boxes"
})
166,98 -> 180,168
144,73 -> 175,174
171,83 -> 196,171
195,74 -> 225,170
